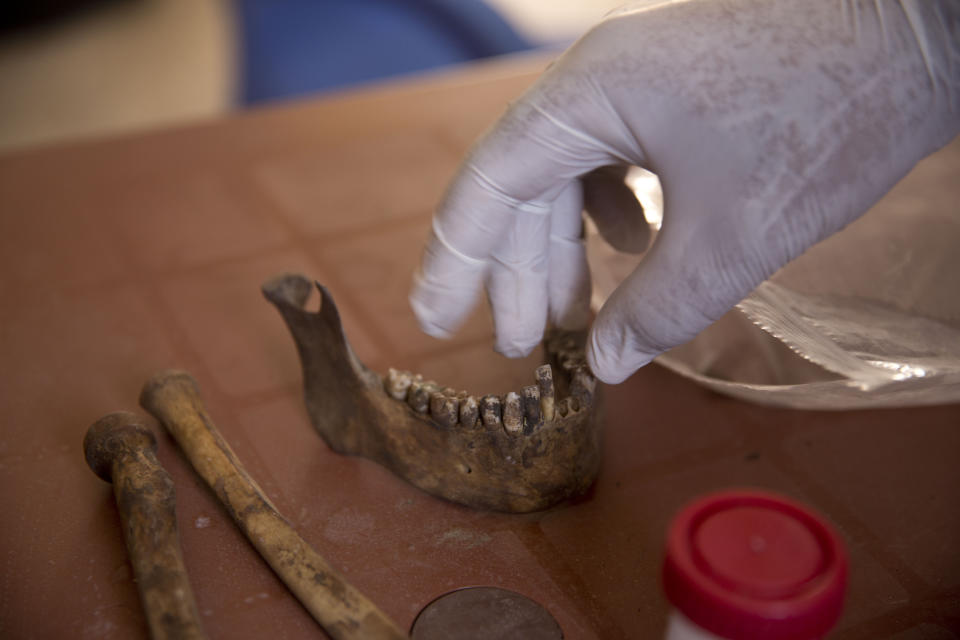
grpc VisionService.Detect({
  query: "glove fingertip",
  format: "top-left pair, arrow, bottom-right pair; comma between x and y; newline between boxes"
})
409,294 -> 455,339
494,334 -> 540,359
586,326 -> 654,384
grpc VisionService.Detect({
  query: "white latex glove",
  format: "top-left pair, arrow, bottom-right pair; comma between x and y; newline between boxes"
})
410,0 -> 960,384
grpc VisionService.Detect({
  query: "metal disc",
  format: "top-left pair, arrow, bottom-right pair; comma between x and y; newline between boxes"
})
410,586 -> 563,640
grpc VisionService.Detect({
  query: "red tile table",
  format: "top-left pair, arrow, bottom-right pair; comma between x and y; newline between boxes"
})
1,53 -> 958,639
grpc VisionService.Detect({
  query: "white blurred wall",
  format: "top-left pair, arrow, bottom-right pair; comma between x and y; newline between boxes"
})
0,0 -> 619,152
0,0 -> 234,151
488,0 -> 627,44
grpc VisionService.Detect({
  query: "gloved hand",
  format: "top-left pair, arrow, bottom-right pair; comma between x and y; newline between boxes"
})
410,0 -> 960,384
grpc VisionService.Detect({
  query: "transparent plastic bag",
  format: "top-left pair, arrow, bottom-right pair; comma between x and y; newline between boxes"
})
587,135 -> 960,409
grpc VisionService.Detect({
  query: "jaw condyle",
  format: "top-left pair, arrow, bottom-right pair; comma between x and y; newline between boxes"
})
263,273 -> 601,513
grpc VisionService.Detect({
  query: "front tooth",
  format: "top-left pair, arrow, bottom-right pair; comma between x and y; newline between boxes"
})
570,366 -> 596,406
407,379 -> 434,413
522,385 -> 541,434
385,368 -> 413,400
459,396 -> 479,428
535,364 -> 555,422
479,395 -> 502,428
430,391 -> 459,429
502,392 -> 523,434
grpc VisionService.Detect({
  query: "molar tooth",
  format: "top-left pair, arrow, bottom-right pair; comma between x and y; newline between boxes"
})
430,391 -> 459,429
570,366 -> 596,406
479,395 -> 502,428
535,364 -> 555,422
385,368 -> 413,400
407,379 -> 434,414
459,396 -> 479,428
502,392 -> 523,435
522,385 -> 541,434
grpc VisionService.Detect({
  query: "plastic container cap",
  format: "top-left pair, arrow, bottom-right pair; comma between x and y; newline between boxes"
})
663,490 -> 848,640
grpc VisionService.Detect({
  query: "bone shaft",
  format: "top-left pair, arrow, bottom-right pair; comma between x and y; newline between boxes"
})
140,371 -> 408,640
112,454 -> 208,640
85,413 -> 207,640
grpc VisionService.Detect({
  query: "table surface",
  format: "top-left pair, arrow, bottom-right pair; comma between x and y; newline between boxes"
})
1,53 -> 958,640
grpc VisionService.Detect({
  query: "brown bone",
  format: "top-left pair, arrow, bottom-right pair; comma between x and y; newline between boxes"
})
83,412 -> 207,640
262,274 -> 601,513
139,370 -> 408,640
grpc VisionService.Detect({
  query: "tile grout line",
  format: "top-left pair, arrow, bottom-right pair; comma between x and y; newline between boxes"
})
100,206 -> 299,514
761,437 -> 935,599
511,520 -> 634,640
222,166 -> 407,365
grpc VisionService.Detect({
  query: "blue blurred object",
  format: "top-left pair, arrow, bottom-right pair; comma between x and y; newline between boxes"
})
236,0 -> 533,104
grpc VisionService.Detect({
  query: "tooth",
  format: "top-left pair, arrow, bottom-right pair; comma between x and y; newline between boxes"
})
407,379 -> 434,414
521,385 -> 541,434
570,366 -> 596,406
430,391 -> 459,429
502,392 -> 523,434
535,365 -> 555,422
561,396 -> 581,415
555,397 -> 569,418
385,368 -> 413,400
459,396 -> 479,428
479,395 -> 501,428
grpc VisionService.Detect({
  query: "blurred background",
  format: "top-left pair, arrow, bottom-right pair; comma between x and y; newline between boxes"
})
0,0 -> 625,152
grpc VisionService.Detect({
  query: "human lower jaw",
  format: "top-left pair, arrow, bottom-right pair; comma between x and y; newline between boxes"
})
263,274 -> 601,513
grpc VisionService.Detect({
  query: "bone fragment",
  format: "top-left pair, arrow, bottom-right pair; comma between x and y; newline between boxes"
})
262,274 -> 602,513
502,392 -> 523,434
385,369 -> 413,401
84,412 -> 207,640
522,385 -> 542,434
479,395 -> 502,428
535,365 -> 555,422
140,371 -> 408,640
430,391 -> 459,429
459,396 -> 479,428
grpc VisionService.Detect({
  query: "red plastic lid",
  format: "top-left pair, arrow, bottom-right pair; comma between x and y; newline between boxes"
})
662,490 -> 848,640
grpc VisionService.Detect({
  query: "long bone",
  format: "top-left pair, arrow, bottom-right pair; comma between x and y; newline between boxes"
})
139,370 -> 408,640
262,273 -> 601,513
84,412 -> 207,640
